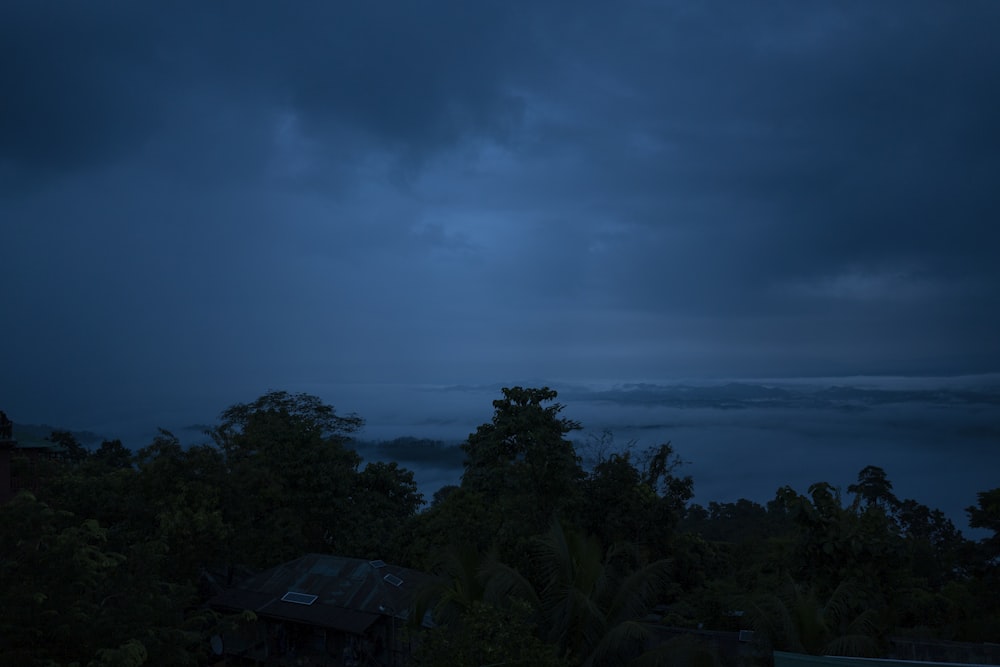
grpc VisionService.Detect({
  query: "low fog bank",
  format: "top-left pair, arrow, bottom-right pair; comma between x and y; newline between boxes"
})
20,376 -> 998,534
350,378 -> 999,532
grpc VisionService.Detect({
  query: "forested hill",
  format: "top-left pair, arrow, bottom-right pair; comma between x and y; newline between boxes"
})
1,389 -> 998,665
10,422 -> 104,448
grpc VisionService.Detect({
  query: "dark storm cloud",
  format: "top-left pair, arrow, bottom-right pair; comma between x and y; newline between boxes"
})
2,0 -> 999,434
0,1 -> 541,187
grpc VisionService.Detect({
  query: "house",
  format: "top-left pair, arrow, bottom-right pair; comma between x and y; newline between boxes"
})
0,412 -> 65,503
0,411 -> 14,502
208,553 -> 437,666
774,649 -> 999,667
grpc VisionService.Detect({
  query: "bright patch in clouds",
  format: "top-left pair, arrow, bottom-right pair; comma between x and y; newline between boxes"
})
788,265 -> 942,301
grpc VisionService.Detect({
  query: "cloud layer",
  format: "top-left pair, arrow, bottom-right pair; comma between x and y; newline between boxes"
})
3,1 -> 999,429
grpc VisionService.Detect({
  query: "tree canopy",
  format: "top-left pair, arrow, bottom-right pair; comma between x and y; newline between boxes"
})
2,388 -> 998,665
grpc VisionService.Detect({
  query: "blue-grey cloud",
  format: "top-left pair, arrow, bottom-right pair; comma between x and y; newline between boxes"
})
2,0 -> 999,443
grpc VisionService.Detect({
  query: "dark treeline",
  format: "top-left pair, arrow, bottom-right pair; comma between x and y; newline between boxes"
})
354,436 -> 466,467
1,388 -> 998,666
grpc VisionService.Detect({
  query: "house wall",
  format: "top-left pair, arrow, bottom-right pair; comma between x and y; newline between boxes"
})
774,650 -> 995,667
8,447 -> 58,498
890,638 -> 1000,665
0,442 -> 13,503
218,618 -> 403,667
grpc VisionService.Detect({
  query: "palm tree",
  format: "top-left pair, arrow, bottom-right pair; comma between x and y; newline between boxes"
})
412,543 -> 493,628
416,522 -> 718,666
410,543 -> 565,667
490,519 -> 676,666
743,576 -> 885,658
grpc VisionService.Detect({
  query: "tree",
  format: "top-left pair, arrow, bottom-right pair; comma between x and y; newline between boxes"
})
779,483 -> 904,601
0,493 -> 205,666
431,484 -> 459,507
47,428 -> 89,463
410,542 -> 569,667
210,390 -> 364,455
411,599 -> 568,667
685,499 -> 775,544
461,387 -> 584,542
488,520 -> 675,667
133,432 -> 232,583
848,466 -> 898,513
577,444 -> 691,555
402,486 -> 498,571
578,451 -> 650,546
91,439 -> 133,469
0,493 -> 120,664
461,387 -> 581,493
207,390 -> 424,565
967,488 -> 1000,567
894,498 -> 967,587
412,543 -> 496,629
962,488 -> 1000,640
209,391 -> 366,565
417,519 -> 678,666
640,442 -> 694,514
847,467 -> 968,589
342,460 -> 424,560
743,576 -> 886,657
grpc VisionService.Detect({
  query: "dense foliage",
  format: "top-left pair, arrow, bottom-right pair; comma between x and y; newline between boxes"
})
1,388 -> 997,666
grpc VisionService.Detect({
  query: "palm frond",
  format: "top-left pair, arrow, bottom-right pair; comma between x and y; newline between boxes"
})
410,543 -> 489,627
846,606 -> 881,636
824,633 -> 881,658
823,579 -> 863,628
546,586 -> 608,652
583,619 -> 651,667
631,632 -> 723,667
606,558 -> 673,624
482,555 -> 540,610
741,593 -> 802,653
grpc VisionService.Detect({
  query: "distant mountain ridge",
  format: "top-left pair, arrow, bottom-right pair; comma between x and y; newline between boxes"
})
11,423 -> 106,448
561,381 -> 1000,412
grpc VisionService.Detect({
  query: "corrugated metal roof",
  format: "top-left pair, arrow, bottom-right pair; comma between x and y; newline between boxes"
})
9,434 -> 65,450
209,554 -> 435,634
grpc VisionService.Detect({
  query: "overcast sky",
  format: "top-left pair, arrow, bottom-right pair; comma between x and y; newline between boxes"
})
3,1 -> 999,434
